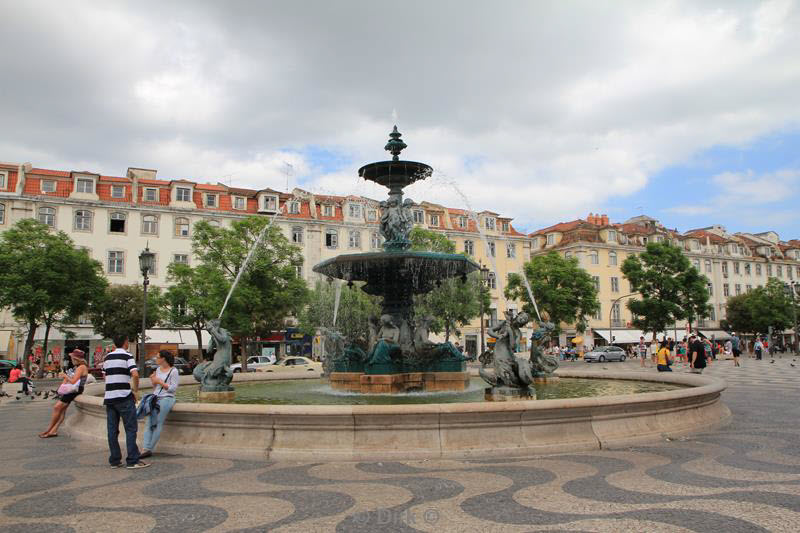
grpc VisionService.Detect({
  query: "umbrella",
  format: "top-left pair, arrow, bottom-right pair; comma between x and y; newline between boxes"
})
571,337 -> 583,344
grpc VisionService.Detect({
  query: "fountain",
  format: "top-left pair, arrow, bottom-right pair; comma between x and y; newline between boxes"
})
313,126 -> 477,393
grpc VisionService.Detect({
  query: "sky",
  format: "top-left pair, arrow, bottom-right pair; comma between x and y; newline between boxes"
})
1,0 -> 799,237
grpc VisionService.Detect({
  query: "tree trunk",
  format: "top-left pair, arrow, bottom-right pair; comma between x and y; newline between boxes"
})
241,339 -> 248,372
22,318 -> 38,376
39,318 -> 53,379
194,327 -> 204,358
444,322 -> 450,342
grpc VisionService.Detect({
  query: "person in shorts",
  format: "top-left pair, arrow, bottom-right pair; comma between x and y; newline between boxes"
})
730,332 -> 741,367
39,349 -> 88,438
689,334 -> 707,374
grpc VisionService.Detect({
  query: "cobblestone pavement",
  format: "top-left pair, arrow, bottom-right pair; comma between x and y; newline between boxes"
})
2,357 -> 800,532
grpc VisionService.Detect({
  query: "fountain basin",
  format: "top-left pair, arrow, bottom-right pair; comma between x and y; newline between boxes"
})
64,370 -> 729,461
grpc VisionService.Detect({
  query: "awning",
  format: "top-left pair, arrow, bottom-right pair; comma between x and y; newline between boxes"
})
33,326 -> 104,341
593,330 -> 654,343
700,330 -> 732,342
178,331 -> 211,350
145,329 -> 184,344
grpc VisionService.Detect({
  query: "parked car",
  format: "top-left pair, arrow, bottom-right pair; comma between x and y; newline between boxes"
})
143,356 -> 192,377
0,360 -> 16,383
231,355 -> 276,373
584,346 -> 627,363
259,356 -> 322,373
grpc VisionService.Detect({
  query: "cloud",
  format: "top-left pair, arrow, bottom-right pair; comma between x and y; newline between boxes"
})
0,0 -> 799,232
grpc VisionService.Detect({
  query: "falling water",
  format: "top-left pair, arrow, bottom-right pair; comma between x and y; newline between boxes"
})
332,281 -> 343,327
519,269 -> 543,322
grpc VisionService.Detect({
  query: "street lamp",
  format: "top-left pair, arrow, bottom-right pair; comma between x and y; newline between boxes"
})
785,281 -> 798,354
138,245 -> 155,375
479,263 -> 490,356
609,292 -> 638,346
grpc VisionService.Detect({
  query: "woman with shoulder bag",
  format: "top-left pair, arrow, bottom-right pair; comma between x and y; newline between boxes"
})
139,350 -> 180,459
39,349 -> 88,438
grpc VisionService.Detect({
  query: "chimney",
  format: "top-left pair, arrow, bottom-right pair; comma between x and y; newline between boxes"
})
601,214 -> 609,225
587,212 -> 594,224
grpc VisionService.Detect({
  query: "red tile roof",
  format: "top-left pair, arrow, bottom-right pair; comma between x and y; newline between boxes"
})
529,220 -> 583,237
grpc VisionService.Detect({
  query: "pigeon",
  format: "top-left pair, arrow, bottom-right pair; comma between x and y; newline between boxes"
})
35,391 -> 42,397
791,363 -> 796,368
15,396 -> 21,401
770,360 -> 775,364
0,391 -> 8,398
43,391 -> 50,400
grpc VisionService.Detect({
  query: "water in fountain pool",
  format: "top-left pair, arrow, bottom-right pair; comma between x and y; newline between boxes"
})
175,377 -> 684,405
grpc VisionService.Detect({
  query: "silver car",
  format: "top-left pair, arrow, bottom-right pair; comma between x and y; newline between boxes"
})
584,346 -> 627,363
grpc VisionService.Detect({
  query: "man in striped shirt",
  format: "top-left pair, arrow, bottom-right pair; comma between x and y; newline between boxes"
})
103,334 -> 149,469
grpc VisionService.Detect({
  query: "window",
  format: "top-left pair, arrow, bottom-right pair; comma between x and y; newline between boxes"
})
789,267 -> 794,280
322,204 -> 333,217
294,264 -> 303,278
705,260 -> 712,273
0,171 -> 5,189
207,220 -> 221,228
285,226 -> 302,244
464,240 -> 474,255
76,178 -> 94,194
565,251 -> 572,259
546,234 -> 555,245
111,185 -> 125,198
174,217 -> 190,237
371,232 -> 381,249
348,204 -> 361,217
41,180 -> 56,193
108,251 -> 124,274
142,215 -> 158,235
109,212 -> 126,233
767,264 -> 773,276
733,261 -> 740,274
609,251 -> 617,266
144,188 -> 158,202
38,207 -> 55,227
233,196 -> 246,210
349,230 -> 361,248
744,263 -> 751,275
607,230 -> 617,243
723,283 -> 730,297
506,243 -> 516,259
735,284 -> 741,295
756,264 -> 762,276
74,210 -> 92,231
693,259 -> 700,269
487,272 -> 496,290
502,221 -> 509,232
287,201 -> 300,214
592,276 -> 600,290
429,214 -> 439,226
487,241 -> 495,257
708,283 -> 713,296
589,250 -> 598,265
173,254 -> 189,265
325,229 -> 338,248
206,194 -> 217,207
367,209 -> 377,222
776,265 -> 783,278
746,284 -> 752,292
641,237 -> 648,245
0,203 -> 4,224
458,216 -> 467,228
611,277 -> 619,293
176,187 -> 191,202
593,304 -> 602,321
709,307 -> 715,321
485,217 -> 495,230
413,210 -> 424,223
263,195 -> 277,211
611,302 -> 621,321
721,262 -> 728,276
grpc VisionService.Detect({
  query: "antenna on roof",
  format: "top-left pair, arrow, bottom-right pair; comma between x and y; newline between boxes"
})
282,161 -> 294,193
221,174 -> 234,187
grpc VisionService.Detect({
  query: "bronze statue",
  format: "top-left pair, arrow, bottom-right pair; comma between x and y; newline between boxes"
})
479,311 -> 534,389
193,319 -> 234,392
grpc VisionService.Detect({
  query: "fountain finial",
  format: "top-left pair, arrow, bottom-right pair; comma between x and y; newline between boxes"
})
384,125 -> 407,161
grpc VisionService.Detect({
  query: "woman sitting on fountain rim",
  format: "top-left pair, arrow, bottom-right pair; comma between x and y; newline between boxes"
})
139,350 -> 180,458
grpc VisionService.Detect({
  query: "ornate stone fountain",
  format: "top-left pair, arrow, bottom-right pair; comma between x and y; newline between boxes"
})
313,127 -> 478,393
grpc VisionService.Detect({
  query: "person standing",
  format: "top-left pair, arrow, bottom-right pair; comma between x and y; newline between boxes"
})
638,337 -> 647,367
140,350 -> 180,459
103,335 -> 149,469
730,332 -> 741,367
689,334 -> 707,374
754,337 -> 764,360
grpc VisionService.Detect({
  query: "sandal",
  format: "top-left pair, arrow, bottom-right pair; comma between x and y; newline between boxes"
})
38,433 -> 58,438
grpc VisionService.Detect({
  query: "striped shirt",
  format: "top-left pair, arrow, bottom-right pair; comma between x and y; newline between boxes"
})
102,348 -> 138,404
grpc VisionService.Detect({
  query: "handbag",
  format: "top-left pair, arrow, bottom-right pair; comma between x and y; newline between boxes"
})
57,382 -> 79,395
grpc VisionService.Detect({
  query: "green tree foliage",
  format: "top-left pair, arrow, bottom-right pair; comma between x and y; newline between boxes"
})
725,277 -> 794,335
0,219 -> 108,376
164,263 -> 229,353
621,242 -> 710,337
88,284 -> 163,360
191,217 -> 308,368
298,280 -> 382,349
505,251 -> 599,334
409,227 -> 489,341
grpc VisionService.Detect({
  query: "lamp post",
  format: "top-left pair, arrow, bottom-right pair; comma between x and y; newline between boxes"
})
785,281 -> 798,354
479,263 -> 490,356
609,292 -> 638,346
138,246 -> 155,375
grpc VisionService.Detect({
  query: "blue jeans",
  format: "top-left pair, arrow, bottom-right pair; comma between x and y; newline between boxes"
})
142,396 -> 176,451
106,395 -> 139,466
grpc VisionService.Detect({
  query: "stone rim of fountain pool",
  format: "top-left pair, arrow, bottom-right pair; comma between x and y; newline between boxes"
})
65,370 -> 729,461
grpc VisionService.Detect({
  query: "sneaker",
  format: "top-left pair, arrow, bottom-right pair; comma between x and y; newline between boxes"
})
110,463 -> 123,469
126,461 -> 151,469
139,450 -> 152,459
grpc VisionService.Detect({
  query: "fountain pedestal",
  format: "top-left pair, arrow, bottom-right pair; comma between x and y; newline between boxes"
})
330,371 -> 470,394
198,390 -> 236,403
484,386 -> 535,402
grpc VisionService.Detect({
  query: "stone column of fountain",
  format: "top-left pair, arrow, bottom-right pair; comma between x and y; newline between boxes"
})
313,126 -> 479,393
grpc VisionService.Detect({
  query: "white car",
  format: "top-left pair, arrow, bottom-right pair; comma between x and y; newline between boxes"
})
258,356 -> 322,372
231,355 -> 276,373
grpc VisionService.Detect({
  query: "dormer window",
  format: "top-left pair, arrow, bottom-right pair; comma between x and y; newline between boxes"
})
111,185 -> 125,198
413,210 -> 424,223
322,204 -> 333,217
546,234 -> 555,245
143,188 -> 158,202
458,216 -> 467,229
288,201 -> 300,214
367,209 -> 377,221
205,194 -> 217,207
176,187 -> 191,202
348,204 -> 361,218
607,230 -> 617,243
501,221 -> 509,232
263,195 -> 277,211
233,196 -> 246,210
76,178 -> 94,194
429,214 -> 440,226
485,217 -> 496,230
41,180 -> 56,193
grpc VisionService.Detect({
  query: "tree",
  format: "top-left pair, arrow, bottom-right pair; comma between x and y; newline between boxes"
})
191,217 -> 308,370
505,251 -> 599,334
725,278 -> 794,336
88,284 -> 163,361
164,263 -> 229,354
298,280 -> 382,349
621,242 -> 709,339
0,219 -> 108,376
409,227 -> 489,341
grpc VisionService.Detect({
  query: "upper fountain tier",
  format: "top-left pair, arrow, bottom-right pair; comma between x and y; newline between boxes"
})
357,125 -> 433,196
